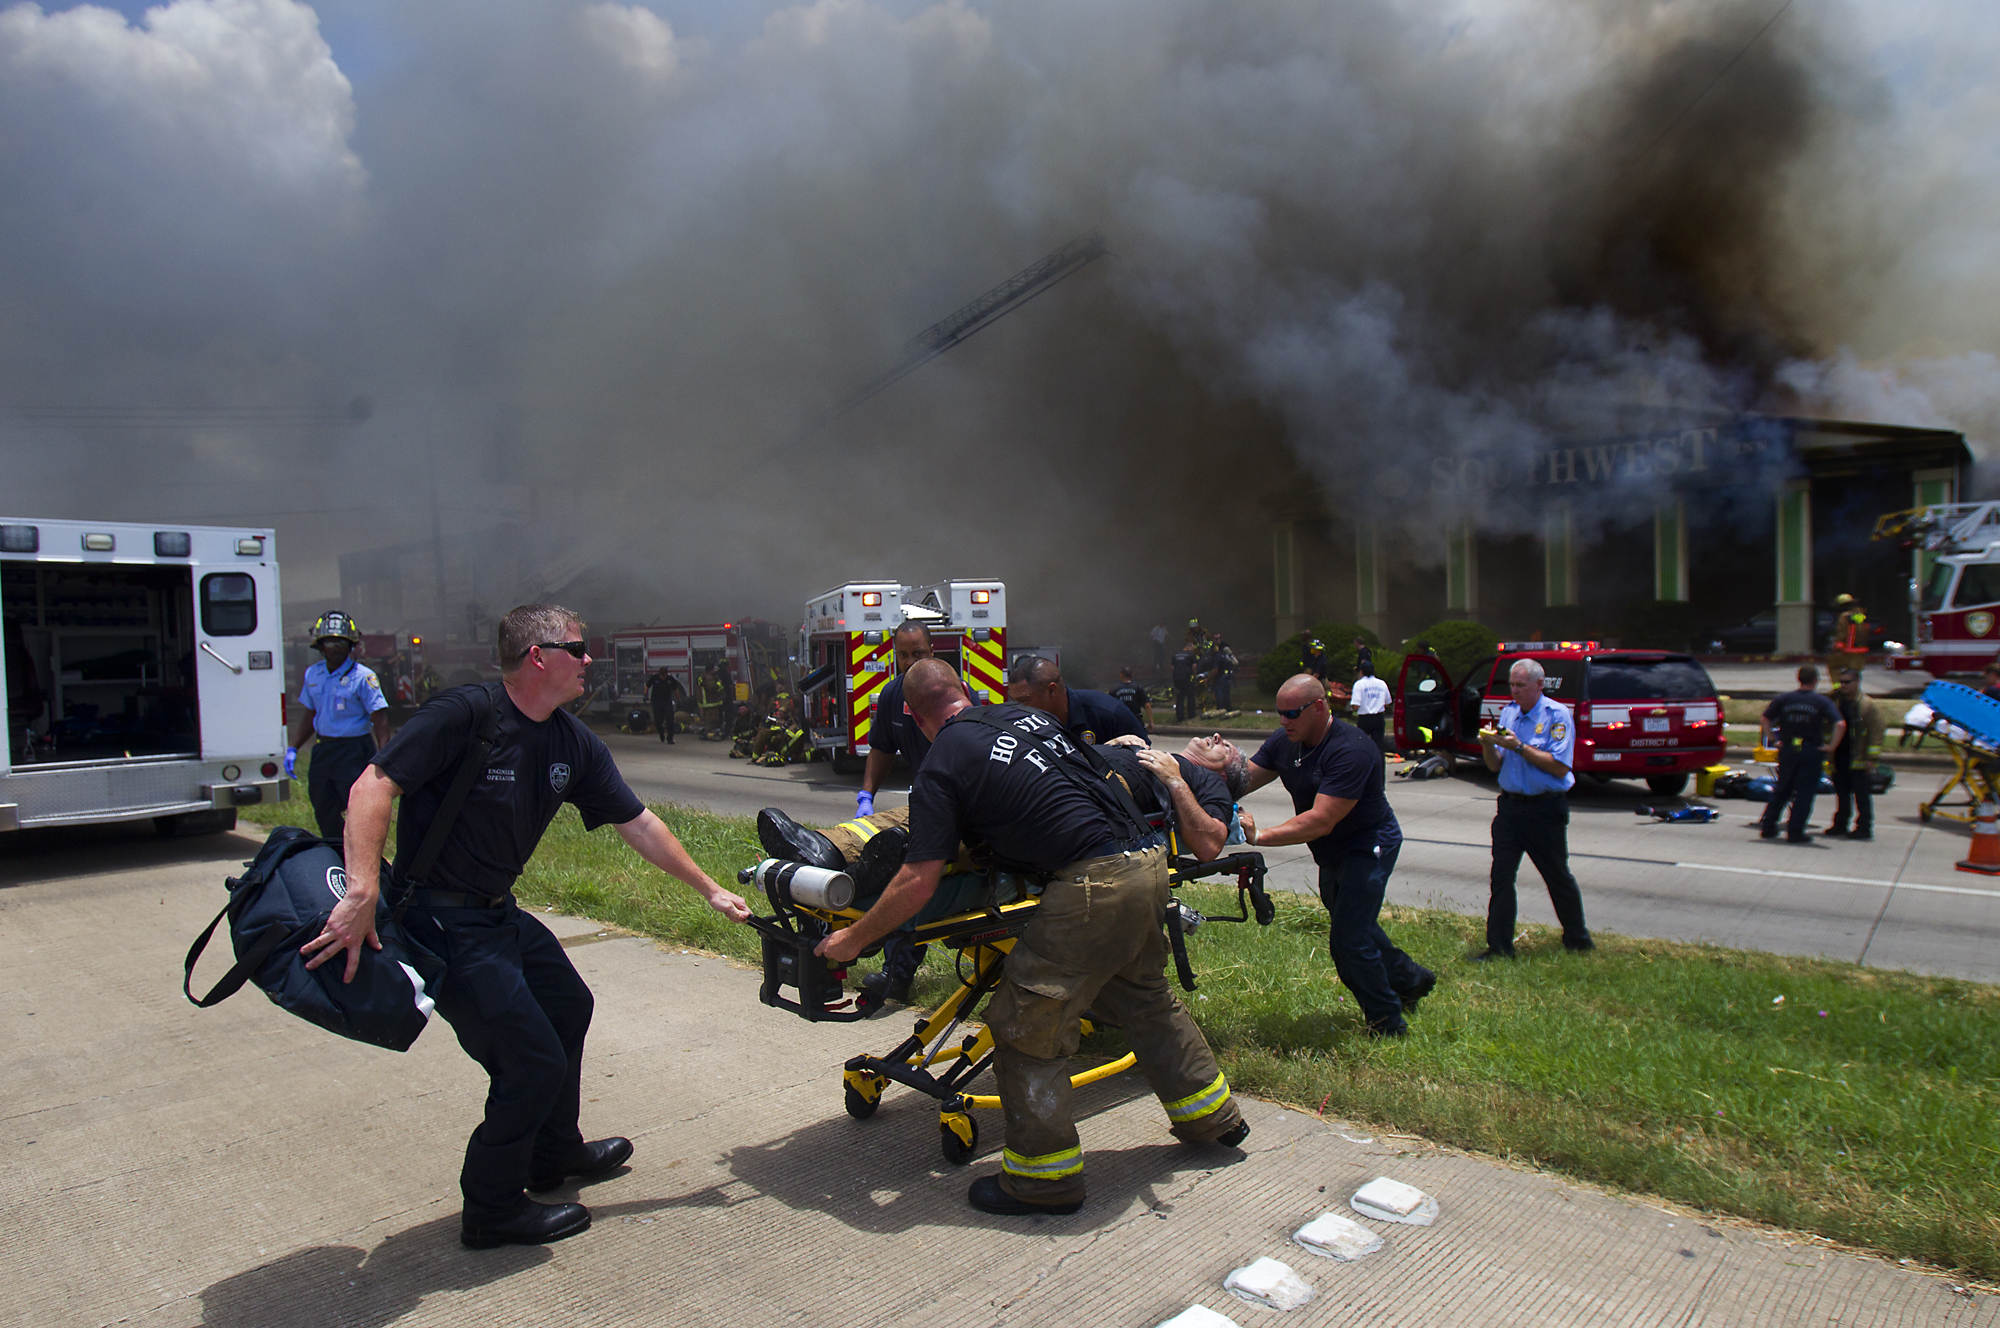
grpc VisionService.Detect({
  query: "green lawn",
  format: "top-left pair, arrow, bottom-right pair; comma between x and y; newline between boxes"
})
242,772 -> 2000,1278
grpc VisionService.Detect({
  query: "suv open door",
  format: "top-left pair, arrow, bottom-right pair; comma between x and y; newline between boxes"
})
1394,652 -> 1454,754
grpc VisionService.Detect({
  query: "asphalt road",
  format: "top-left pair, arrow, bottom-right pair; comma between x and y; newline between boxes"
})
603,729 -> 2000,984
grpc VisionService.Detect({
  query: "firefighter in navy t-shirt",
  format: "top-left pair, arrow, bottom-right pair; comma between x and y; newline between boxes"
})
1109,666 -> 1154,733
817,661 -> 1246,1217
1759,664 -> 1846,843
1005,653 -> 1146,745
301,605 -> 750,1252
1241,673 -> 1434,1037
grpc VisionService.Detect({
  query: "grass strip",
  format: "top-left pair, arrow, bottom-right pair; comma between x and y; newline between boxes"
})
241,786 -> 2000,1277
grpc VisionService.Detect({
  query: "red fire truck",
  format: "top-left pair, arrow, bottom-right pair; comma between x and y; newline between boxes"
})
800,580 -> 1006,772
1394,642 -> 1726,796
599,621 -> 790,710
1875,502 -> 2000,676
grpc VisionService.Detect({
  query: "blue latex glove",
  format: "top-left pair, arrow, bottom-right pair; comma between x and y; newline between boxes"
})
856,789 -> 874,817
284,747 -> 298,779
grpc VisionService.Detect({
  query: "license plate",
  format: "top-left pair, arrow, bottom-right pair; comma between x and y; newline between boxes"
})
1643,717 -> 1670,732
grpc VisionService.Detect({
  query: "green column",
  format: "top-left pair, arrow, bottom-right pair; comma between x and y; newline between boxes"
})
1774,481 -> 1813,655
1544,504 -> 1575,607
1654,500 -> 1687,602
1356,523 -> 1385,637
1446,521 -> 1478,613
1913,470 -> 1955,638
1272,522 -> 1303,641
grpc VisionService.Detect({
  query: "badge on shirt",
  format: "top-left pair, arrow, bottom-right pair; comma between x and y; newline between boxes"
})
549,763 -> 571,794
1081,730 -> 1097,744
1534,721 -> 1545,735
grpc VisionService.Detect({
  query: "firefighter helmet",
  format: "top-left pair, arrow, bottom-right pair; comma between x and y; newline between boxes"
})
1835,593 -> 1855,607
311,610 -> 362,646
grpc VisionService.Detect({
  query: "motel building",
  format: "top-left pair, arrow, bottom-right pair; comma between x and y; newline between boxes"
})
1266,415 -> 1972,655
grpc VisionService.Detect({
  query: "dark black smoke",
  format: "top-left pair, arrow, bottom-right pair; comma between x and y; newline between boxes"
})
0,0 -> 1990,667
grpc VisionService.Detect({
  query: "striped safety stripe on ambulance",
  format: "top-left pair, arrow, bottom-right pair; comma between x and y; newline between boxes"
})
963,629 -> 1006,705
848,634 -> 894,745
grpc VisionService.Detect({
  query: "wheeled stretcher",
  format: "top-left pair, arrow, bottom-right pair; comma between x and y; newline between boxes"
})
1913,681 -> 2000,826
742,835 -> 1274,1166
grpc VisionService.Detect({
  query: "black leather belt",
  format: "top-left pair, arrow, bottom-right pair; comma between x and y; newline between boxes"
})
1499,790 -> 1564,801
402,888 -> 509,909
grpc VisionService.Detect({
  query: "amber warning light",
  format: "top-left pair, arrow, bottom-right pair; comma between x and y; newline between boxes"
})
860,593 -> 882,607
970,590 -> 991,604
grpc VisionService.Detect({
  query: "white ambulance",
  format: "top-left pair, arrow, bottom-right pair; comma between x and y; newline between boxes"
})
799,579 -> 1007,772
2,518 -> 288,835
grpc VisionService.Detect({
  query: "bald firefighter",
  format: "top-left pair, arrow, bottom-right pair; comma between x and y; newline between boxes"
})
816,660 -> 1247,1216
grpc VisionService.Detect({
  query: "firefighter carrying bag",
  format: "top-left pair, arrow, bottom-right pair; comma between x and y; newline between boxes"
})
181,685 -> 503,1051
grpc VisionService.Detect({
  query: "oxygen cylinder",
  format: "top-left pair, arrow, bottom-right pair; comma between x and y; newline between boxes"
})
743,858 -> 857,911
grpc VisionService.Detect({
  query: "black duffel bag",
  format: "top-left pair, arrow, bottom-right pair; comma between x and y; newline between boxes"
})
183,684 -> 500,1051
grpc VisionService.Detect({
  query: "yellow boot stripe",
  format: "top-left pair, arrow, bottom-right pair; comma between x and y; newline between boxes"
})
1001,1146 -> 1084,1179
1164,1071 -> 1232,1122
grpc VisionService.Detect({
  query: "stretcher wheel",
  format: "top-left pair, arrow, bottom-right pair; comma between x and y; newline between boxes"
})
940,1112 -> 978,1166
1920,803 -> 1935,823
844,1082 -> 880,1120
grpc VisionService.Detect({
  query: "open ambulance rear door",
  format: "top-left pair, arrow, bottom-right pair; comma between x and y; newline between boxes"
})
1393,653 -> 1454,753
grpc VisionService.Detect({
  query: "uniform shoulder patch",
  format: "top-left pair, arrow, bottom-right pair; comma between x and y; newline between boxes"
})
1551,721 -> 1567,744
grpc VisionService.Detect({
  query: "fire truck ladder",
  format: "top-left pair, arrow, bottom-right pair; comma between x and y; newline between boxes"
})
828,231 -> 1108,421
513,232 -> 1110,602
1873,502 -> 2000,554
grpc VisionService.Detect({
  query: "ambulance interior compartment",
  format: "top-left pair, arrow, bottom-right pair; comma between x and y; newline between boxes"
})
3,562 -> 244,765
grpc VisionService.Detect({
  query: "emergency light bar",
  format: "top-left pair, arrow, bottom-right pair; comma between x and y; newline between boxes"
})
1497,641 -> 1599,651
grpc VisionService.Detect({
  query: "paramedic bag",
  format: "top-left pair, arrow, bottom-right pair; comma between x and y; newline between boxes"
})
181,684 -> 502,1051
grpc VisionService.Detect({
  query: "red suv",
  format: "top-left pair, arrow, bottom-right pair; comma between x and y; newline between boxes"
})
1392,642 -> 1726,796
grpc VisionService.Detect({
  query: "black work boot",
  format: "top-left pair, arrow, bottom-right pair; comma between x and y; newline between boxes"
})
461,1200 -> 591,1250
851,824 -> 912,895
757,808 -> 845,871
528,1137 -> 633,1193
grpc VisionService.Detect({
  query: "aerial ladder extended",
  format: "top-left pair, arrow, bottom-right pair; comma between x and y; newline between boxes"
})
513,233 -> 1109,605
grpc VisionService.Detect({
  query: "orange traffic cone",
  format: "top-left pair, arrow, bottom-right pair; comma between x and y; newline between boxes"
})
1958,800 -> 2000,875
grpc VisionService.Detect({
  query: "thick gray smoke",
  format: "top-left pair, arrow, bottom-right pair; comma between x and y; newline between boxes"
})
1,0 -> 1995,662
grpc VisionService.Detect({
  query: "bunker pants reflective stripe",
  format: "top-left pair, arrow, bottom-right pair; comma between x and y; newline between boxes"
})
984,846 -> 1241,1206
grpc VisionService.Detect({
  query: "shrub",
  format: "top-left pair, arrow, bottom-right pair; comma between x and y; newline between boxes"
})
1405,620 -> 1500,682
1257,622 -> 1399,693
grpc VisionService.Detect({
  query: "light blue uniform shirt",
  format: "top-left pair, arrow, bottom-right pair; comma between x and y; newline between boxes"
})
299,658 -> 388,738
1495,694 -> 1576,795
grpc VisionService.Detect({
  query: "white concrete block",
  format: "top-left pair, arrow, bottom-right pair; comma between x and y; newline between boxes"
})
1224,1256 -> 1315,1311
1351,1175 -> 1439,1226
1157,1305 -> 1246,1328
1292,1210 -> 1386,1261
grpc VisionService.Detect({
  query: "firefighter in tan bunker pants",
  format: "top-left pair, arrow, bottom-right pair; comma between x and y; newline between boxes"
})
816,660 -> 1247,1216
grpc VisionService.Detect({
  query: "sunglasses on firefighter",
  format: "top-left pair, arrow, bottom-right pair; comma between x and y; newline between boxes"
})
536,640 -> 588,659
1277,699 -> 1322,720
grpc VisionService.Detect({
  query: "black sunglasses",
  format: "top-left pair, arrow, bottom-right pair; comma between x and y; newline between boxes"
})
536,640 -> 587,659
1277,698 -> 1322,720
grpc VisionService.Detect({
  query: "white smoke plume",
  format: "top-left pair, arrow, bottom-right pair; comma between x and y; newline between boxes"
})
0,0 -> 1994,657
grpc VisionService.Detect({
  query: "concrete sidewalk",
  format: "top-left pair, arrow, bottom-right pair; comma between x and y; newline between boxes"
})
1,828 -> 1990,1327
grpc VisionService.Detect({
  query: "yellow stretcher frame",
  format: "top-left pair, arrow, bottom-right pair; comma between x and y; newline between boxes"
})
1913,719 -> 2000,825
746,842 -> 1272,1166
